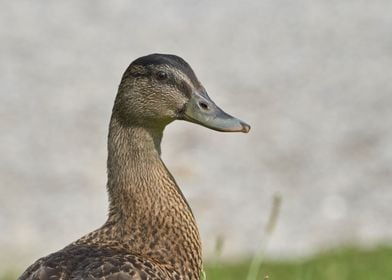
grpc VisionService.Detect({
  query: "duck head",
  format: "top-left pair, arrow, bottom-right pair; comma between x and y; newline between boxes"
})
114,53 -> 250,133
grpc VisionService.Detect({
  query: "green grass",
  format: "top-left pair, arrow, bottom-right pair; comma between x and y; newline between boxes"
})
205,246 -> 392,280
3,246 -> 392,280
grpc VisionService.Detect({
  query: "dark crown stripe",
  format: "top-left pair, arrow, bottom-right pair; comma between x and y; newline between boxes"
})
130,53 -> 200,87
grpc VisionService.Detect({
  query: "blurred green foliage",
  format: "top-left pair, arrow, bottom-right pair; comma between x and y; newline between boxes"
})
205,246 -> 392,280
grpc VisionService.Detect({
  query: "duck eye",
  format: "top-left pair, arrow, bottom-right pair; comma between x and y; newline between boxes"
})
156,71 -> 168,81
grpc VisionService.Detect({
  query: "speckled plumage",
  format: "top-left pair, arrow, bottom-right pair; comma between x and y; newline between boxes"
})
19,54 -> 249,280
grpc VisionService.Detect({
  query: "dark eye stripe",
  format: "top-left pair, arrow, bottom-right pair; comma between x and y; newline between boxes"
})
127,66 -> 194,98
177,80 -> 192,98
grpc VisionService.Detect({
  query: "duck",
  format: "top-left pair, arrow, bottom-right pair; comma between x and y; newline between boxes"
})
19,54 -> 250,280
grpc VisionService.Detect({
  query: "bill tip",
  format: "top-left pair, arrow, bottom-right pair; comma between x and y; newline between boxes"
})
241,122 -> 251,133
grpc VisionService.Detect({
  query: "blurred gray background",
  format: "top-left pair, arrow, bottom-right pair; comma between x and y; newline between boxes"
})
1,0 -> 392,273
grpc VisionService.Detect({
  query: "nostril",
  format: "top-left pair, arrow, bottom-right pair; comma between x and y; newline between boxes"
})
199,101 -> 209,110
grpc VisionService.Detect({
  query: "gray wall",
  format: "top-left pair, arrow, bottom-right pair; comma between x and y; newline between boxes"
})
1,0 -> 391,272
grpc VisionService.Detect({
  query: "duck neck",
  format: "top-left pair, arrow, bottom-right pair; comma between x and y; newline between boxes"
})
104,114 -> 202,278
106,115 -> 163,212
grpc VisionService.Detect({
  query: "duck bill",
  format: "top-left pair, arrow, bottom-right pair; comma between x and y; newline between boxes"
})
182,91 -> 250,133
